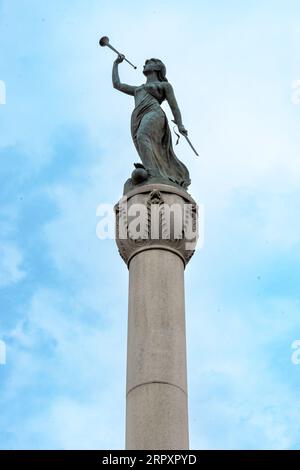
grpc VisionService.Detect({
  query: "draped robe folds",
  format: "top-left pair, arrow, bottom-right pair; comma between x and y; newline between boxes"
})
130,84 -> 191,189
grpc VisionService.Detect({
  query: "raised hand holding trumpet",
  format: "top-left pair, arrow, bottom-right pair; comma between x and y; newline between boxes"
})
99,35 -> 198,158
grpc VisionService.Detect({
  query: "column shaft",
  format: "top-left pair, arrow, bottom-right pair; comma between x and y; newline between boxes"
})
126,249 -> 189,450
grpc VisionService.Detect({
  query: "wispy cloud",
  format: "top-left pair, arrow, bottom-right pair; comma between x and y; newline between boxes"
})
0,0 -> 300,450
0,243 -> 25,288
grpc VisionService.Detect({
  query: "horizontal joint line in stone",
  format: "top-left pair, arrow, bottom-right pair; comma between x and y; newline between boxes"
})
127,246 -> 186,268
126,381 -> 187,397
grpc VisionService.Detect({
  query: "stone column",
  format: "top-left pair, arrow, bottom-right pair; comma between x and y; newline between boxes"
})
115,184 -> 198,450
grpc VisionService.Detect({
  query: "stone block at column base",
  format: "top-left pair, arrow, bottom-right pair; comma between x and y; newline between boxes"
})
126,382 -> 189,450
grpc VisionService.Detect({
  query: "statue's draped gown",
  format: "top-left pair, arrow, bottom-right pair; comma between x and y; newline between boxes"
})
131,83 -> 191,189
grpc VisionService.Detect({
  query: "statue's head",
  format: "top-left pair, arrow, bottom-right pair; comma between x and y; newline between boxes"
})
143,58 -> 168,82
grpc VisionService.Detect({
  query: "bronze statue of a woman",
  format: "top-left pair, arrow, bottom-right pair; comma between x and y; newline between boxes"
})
112,54 -> 191,192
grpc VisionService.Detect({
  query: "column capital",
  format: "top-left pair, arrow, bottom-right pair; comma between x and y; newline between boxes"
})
115,184 -> 199,268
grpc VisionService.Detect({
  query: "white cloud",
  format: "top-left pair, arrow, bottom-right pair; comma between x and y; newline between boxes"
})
3,286 -> 126,448
29,396 -> 124,450
1,0 -> 300,450
0,79 -> 6,105
0,243 -> 25,287
187,295 -> 300,449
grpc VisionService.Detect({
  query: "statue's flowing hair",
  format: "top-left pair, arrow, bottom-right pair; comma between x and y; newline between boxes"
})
147,58 -> 168,82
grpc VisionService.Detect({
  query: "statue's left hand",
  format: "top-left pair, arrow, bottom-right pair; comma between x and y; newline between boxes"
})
178,125 -> 188,136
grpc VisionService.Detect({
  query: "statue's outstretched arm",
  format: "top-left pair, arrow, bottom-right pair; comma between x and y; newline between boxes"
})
165,83 -> 188,135
112,55 -> 136,96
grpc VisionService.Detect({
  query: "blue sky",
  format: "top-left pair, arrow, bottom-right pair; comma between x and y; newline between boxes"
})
0,0 -> 300,449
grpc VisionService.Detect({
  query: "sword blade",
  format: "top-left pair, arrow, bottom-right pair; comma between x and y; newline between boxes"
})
171,120 -> 199,157
184,134 -> 199,156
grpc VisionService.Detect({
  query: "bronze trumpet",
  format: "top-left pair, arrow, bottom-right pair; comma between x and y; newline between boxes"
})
99,36 -> 137,70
